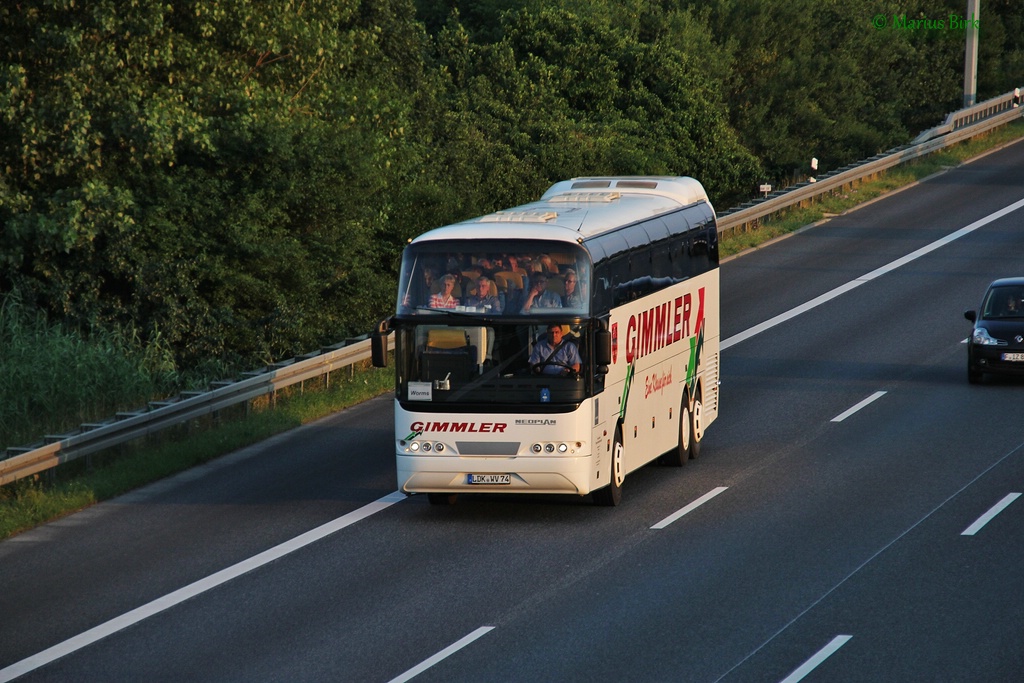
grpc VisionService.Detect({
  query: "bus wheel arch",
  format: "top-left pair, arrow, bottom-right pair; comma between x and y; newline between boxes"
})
593,423 -> 624,506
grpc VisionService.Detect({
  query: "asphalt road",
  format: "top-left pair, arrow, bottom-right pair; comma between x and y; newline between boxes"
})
2,140 -> 1023,683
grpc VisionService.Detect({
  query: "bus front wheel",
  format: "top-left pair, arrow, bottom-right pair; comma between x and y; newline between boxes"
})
593,426 -> 624,506
689,387 -> 703,461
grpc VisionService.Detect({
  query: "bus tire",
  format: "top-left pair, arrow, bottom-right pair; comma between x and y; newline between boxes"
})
689,386 -> 703,461
593,426 -> 624,506
660,392 -> 691,467
427,492 -> 458,505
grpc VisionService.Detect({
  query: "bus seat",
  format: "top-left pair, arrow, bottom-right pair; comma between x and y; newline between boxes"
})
495,271 -> 524,290
422,346 -> 477,382
546,275 -> 565,297
427,328 -> 469,350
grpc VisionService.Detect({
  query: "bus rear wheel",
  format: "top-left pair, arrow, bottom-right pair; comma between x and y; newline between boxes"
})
660,394 -> 692,467
593,426 -> 624,506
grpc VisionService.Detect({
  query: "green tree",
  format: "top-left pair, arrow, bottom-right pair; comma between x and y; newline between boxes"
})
1,0 -> 425,366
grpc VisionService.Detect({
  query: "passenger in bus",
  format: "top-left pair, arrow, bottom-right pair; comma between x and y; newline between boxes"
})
445,254 -> 463,274
562,269 -> 583,309
502,254 -> 525,274
529,324 -> 581,376
519,274 -> 562,312
429,274 -> 459,309
464,276 -> 503,313
472,257 -> 495,276
533,254 -> 559,275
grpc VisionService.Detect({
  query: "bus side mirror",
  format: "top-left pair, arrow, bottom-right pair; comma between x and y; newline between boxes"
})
595,327 -> 612,371
371,318 -> 391,368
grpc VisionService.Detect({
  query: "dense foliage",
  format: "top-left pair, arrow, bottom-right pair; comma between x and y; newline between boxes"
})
2,0 -> 1022,382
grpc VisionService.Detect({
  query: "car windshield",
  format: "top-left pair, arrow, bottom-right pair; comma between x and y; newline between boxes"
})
982,286 -> 1024,319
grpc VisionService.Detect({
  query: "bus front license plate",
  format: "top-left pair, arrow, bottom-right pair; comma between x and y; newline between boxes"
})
469,474 -> 511,485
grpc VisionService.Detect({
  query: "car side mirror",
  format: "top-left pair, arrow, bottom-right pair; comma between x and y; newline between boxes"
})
964,309 -> 977,323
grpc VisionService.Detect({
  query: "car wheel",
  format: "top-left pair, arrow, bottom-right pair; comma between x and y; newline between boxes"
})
967,358 -> 982,384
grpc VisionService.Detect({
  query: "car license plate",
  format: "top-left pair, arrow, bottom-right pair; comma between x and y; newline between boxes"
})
1002,352 -> 1024,362
468,473 -> 511,485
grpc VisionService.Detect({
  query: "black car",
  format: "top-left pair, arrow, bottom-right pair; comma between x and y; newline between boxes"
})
964,277 -> 1024,383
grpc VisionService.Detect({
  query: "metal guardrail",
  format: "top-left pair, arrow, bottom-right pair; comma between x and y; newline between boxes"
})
716,88 -> 1022,238
0,335 -> 392,486
2,88 -> 1022,486
912,88 -> 1022,144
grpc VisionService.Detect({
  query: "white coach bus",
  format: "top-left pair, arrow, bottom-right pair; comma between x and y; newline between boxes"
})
371,176 -> 720,505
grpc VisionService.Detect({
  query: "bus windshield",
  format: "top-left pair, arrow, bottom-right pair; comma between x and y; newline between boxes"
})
396,239 -> 592,317
394,320 -> 593,406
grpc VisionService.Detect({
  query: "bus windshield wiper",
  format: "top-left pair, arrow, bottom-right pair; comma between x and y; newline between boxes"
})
410,306 -> 503,321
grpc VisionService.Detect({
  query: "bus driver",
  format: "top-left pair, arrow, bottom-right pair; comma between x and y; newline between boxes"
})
529,324 -> 581,376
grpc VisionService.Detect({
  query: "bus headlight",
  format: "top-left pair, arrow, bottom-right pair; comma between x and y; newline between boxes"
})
421,442 -> 432,452
409,442 -> 420,452
531,442 -> 578,454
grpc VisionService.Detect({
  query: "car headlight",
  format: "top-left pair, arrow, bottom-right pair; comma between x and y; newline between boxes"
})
972,327 -> 1006,346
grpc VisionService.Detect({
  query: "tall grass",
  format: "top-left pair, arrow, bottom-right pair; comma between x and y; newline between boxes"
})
0,293 -> 179,450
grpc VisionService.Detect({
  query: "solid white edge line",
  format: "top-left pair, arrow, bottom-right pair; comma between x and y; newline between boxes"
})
961,492 -> 1022,536
779,635 -> 853,683
0,491 -> 407,683
387,626 -> 495,683
651,486 -> 729,530
830,391 -> 888,423
721,196 -> 1024,352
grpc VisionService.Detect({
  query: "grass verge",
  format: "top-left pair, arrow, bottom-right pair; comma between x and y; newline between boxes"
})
719,119 -> 1024,258
0,362 -> 393,539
